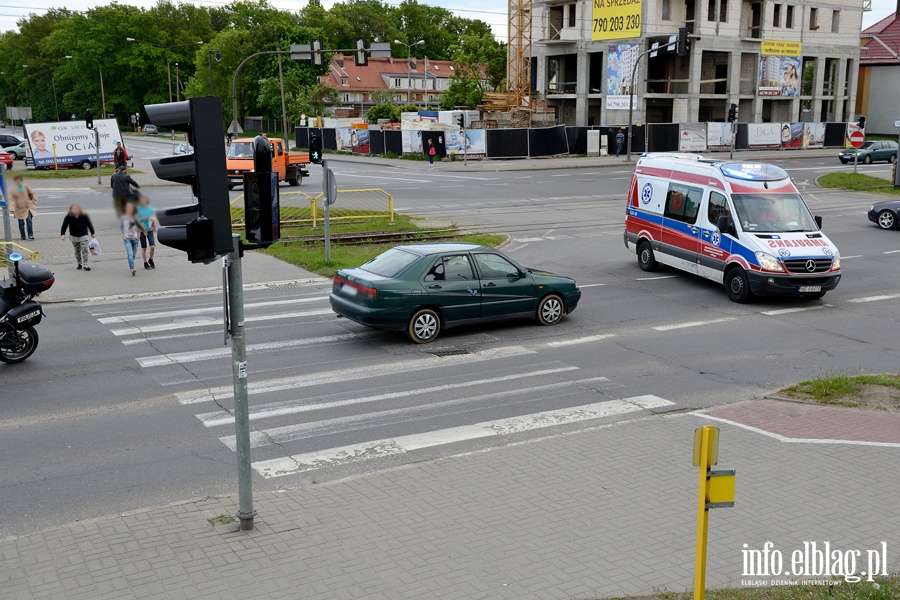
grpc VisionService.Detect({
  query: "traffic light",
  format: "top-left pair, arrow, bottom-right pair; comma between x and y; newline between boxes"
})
354,38 -> 368,67
457,114 -> 465,129
311,39 -> 324,69
309,134 -> 323,164
727,104 -> 738,123
145,97 -> 232,263
243,135 -> 280,246
85,109 -> 93,129
676,27 -> 690,56
858,116 -> 866,130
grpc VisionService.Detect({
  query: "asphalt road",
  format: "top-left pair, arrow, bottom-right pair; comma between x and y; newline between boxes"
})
3,144 -> 900,537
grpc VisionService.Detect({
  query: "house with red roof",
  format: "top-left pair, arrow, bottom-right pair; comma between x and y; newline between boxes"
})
858,3 -> 900,134
320,54 -> 463,118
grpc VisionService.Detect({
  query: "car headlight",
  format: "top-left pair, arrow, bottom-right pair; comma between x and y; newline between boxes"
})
755,251 -> 784,272
870,205 -> 875,212
832,255 -> 841,270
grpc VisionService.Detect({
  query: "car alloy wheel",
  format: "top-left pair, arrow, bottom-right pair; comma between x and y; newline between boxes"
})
891,154 -> 897,165
878,210 -> 896,230
408,308 -> 441,343
537,294 -> 564,326
864,154 -> 873,165
637,241 -> 658,272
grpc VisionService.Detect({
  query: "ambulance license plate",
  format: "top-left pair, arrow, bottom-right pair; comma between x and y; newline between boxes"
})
798,286 -> 822,293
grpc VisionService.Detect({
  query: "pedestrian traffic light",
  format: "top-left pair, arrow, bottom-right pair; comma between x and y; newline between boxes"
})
676,27 -> 690,56
243,135 -> 280,246
457,114 -> 465,129
727,104 -> 738,123
858,116 -> 866,130
145,97 -> 232,263
85,109 -> 93,130
309,134 -> 323,164
354,38 -> 368,67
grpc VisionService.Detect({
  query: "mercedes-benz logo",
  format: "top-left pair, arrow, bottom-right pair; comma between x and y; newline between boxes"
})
805,260 -> 816,272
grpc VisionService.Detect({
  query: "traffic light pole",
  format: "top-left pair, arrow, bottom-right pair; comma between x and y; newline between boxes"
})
626,40 -> 677,162
225,233 -> 256,531
95,128 -> 101,185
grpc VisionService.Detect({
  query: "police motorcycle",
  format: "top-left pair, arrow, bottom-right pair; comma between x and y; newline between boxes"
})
0,253 -> 54,364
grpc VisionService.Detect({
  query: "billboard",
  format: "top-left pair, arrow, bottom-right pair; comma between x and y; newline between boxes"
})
803,123 -> 826,148
401,130 -> 423,154
335,127 -> 370,154
446,129 -> 486,159
606,44 -> 640,110
678,123 -> 706,152
707,122 -> 734,151
781,123 -> 805,149
592,0 -> 642,41
24,119 -> 121,168
746,123 -> 784,149
758,54 -> 801,97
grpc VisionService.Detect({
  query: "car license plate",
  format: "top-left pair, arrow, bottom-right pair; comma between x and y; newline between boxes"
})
798,286 -> 822,293
343,284 -> 358,296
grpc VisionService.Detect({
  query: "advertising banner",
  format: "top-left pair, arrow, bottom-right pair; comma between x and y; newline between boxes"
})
758,54 -> 801,97
803,122 -> 826,148
746,122 -> 784,149
781,123 -> 805,149
606,44 -> 640,110
678,123 -> 706,152
592,0 -> 642,41
706,122 -> 734,151
761,40 -> 802,57
446,129 -> 486,158
845,122 -> 865,149
24,119 -> 121,168
335,127 -> 371,154
401,130 -> 423,154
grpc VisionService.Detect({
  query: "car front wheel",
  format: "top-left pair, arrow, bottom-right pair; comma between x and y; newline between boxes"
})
407,308 -> 441,343
725,268 -> 753,303
536,294 -> 564,326
864,154 -> 873,165
891,154 -> 897,164
878,210 -> 896,230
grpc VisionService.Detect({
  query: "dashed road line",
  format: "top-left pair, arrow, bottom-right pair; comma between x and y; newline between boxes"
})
653,318 -> 735,332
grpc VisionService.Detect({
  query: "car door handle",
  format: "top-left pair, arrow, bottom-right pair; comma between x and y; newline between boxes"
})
702,230 -> 710,237
690,226 -> 699,234
485,282 -> 496,287
427,284 -> 442,290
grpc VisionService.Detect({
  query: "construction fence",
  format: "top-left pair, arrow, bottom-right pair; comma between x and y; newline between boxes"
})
230,188 -> 394,232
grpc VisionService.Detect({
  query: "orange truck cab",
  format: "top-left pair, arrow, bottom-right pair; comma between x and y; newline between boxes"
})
226,136 -> 309,190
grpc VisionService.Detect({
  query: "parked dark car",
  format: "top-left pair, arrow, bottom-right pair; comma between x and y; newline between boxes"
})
330,243 -> 582,343
839,140 -> 898,165
869,200 -> 900,230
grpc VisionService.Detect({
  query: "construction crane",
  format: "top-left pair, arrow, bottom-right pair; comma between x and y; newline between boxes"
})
507,0 -> 532,109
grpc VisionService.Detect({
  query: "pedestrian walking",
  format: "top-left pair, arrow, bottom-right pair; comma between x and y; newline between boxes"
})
615,129 -> 625,158
110,165 -> 140,217
113,141 -> 128,169
120,202 -> 146,277
136,195 -> 157,270
9,175 -> 37,240
427,139 -> 435,167
59,204 -> 96,271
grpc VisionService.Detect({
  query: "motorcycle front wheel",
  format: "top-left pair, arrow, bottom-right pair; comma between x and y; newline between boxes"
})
0,327 -> 39,364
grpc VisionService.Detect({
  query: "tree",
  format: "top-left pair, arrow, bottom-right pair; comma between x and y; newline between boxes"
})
440,32 -> 506,109
287,83 -> 341,119
367,102 -> 400,123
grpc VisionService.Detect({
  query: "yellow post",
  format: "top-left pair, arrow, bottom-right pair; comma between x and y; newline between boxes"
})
52,144 -> 58,172
694,425 -> 712,600
311,197 -> 317,228
388,192 -> 394,224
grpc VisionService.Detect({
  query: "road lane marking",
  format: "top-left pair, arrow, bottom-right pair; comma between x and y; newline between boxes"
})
251,395 -> 674,478
176,345 -> 534,404
761,305 -> 831,316
695,413 -> 900,448
200,366 -> 582,428
79,278 -> 328,304
111,308 -> 333,336
841,255 -> 863,259
578,283 -> 606,288
847,293 -> 900,303
884,250 -> 900,254
636,275 -> 678,281
547,334 -> 616,347
98,296 -> 328,324
653,318 -> 735,331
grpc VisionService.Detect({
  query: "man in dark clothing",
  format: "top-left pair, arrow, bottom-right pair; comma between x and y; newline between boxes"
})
615,130 -> 625,157
113,141 -> 127,169
111,166 -> 140,217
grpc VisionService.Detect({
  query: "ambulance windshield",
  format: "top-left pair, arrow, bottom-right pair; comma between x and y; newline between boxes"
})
731,194 -> 818,233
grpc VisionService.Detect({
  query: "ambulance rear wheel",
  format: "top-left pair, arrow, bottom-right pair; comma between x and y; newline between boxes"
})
725,268 -> 753,304
637,241 -> 658,272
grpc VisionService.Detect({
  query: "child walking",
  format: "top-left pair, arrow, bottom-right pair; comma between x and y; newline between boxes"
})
60,204 -> 96,271
136,196 -> 157,270
427,139 -> 435,167
120,202 -> 146,276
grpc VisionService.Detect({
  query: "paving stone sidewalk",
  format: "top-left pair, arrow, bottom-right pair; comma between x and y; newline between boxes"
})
2,411 -> 898,600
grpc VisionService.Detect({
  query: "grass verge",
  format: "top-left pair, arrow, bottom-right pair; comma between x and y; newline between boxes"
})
818,173 -> 899,196
231,208 -> 418,238
607,576 -> 898,600
781,373 -> 900,410
18,165 -> 142,180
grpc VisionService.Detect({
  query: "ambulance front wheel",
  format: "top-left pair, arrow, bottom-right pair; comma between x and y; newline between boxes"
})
637,241 -> 658,272
725,268 -> 753,303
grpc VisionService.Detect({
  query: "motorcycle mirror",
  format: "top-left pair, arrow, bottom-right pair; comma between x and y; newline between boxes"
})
9,252 -> 22,263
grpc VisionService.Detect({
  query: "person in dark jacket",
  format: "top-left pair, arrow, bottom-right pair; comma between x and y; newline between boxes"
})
110,166 -> 140,217
60,203 -> 96,271
113,141 -> 128,169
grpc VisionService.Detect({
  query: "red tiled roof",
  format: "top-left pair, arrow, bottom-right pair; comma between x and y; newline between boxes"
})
320,54 -> 456,91
861,12 -> 900,65
862,12 -> 896,36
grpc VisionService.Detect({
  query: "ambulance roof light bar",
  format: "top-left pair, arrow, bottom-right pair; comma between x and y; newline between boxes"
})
721,162 -> 789,182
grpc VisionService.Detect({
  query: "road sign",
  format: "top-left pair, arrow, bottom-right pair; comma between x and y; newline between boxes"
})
323,167 -> 337,205
290,43 -> 311,61
894,119 -> 900,129
850,130 -> 865,148
227,119 -> 243,135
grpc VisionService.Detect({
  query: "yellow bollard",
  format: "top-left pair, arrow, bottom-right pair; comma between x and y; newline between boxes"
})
692,425 -> 734,600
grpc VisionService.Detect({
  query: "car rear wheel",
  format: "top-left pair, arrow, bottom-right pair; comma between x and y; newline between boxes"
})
80,160 -> 92,170
878,210 -> 896,230
407,308 -> 441,343
891,154 -> 897,164
536,294 -> 564,326
863,154 -> 873,165
637,241 -> 658,272
725,268 -> 753,304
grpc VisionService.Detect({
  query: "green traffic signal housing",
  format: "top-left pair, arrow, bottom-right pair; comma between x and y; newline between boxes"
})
309,134 -> 323,164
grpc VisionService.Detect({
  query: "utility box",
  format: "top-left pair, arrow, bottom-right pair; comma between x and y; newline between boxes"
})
587,130 -> 600,156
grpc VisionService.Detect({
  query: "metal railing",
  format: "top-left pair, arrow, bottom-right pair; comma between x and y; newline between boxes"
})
231,188 -> 394,230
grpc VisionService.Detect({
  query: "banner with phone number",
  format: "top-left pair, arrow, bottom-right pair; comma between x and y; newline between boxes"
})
592,0 -> 642,41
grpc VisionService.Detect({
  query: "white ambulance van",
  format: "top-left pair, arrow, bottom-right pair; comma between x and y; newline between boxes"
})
624,154 -> 841,303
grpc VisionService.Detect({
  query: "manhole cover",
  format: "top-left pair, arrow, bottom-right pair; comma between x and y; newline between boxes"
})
174,316 -> 219,325
428,349 -> 470,357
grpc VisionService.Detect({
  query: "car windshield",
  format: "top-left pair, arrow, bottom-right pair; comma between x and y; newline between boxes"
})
227,142 -> 253,158
859,142 -> 875,150
731,194 -> 818,233
360,248 -> 421,278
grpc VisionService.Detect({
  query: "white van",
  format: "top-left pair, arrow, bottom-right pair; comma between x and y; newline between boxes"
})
624,154 -> 841,302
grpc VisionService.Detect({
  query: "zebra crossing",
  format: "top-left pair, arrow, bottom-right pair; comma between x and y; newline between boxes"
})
85,283 -> 676,482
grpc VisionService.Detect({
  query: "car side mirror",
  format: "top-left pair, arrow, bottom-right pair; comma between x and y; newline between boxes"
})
815,215 -> 823,229
717,215 -> 736,237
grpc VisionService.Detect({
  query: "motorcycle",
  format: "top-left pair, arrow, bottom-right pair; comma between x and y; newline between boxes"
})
0,252 -> 54,364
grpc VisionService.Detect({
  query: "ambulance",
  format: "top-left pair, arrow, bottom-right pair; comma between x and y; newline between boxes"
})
624,154 -> 841,303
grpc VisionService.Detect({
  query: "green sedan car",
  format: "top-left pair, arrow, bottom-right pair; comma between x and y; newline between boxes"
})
839,140 -> 898,165
330,243 -> 582,343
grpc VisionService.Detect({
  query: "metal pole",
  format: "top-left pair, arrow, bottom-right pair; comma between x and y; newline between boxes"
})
894,129 -> 900,189
1,170 -> 12,277
227,233 -> 256,531
730,122 -> 736,160
463,123 -> 467,166
407,46 -> 411,103
626,50 -> 642,162
51,77 -> 60,120
98,63 -> 106,119
166,57 -> 172,103
854,148 -> 858,174
95,128 -> 101,185
693,426 -> 711,600
175,63 -> 181,102
209,51 -> 215,96
232,51 -> 290,136
322,159 -> 331,261
277,43 -> 289,142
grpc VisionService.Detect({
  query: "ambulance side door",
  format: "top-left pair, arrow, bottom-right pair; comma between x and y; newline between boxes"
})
696,190 -> 733,283
659,182 -> 703,274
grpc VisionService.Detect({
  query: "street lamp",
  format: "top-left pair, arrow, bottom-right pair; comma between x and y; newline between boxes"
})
208,49 -> 222,96
126,38 -> 203,103
393,39 -> 424,103
65,55 -> 105,119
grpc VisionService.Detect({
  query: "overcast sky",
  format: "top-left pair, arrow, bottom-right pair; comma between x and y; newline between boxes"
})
1,0 -> 895,40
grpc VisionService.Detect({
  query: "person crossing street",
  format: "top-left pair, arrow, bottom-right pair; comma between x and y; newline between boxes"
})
110,165 -> 140,217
